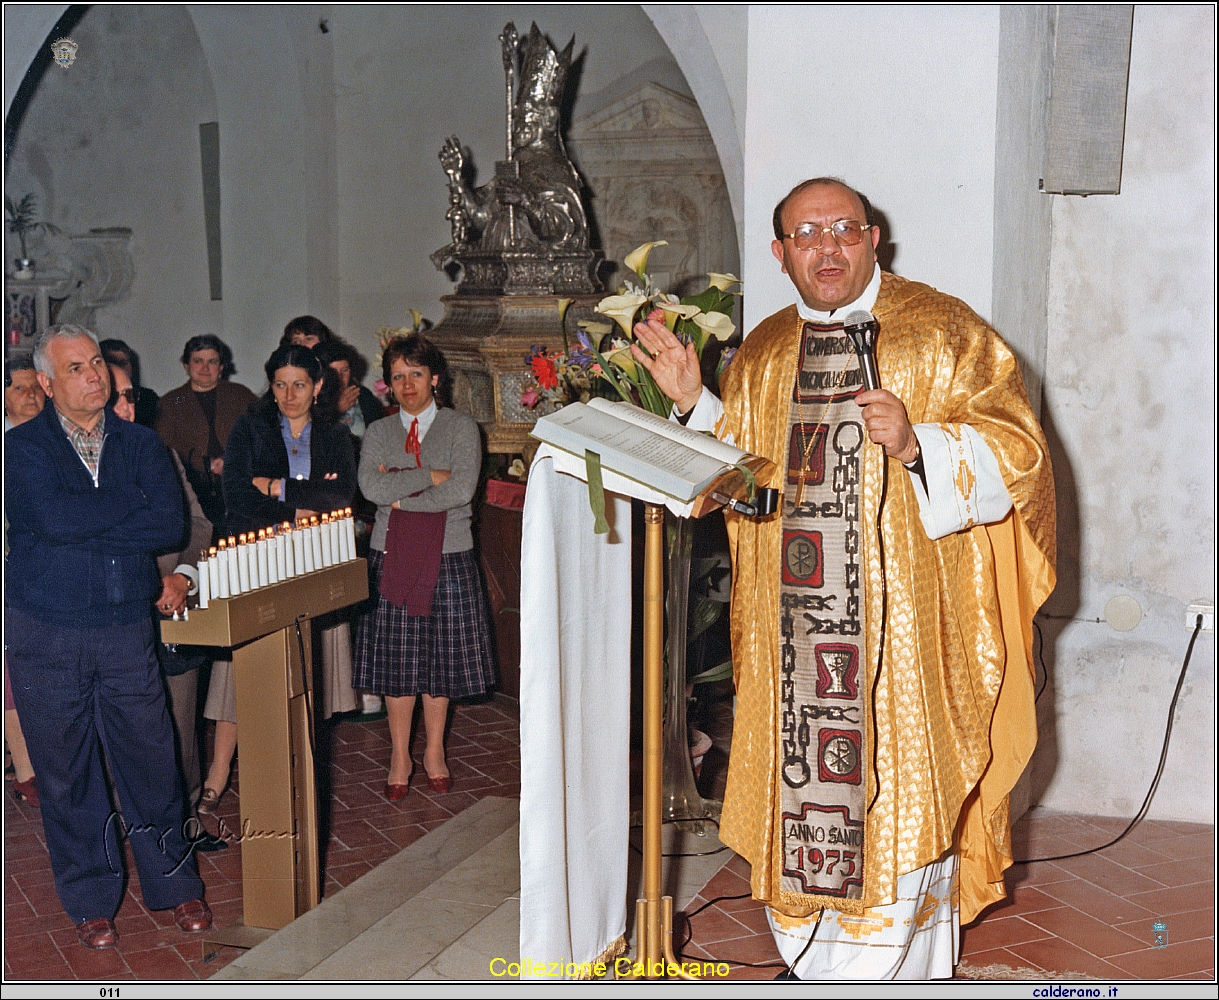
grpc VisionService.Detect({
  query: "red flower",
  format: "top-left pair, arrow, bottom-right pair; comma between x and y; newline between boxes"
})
530,352 -> 558,390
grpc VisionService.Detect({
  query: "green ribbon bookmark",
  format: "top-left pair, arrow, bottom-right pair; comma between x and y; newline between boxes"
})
585,449 -> 610,534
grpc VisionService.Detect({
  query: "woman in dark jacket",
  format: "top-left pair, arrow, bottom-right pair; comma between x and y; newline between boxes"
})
197,345 -> 356,814
222,344 -> 356,533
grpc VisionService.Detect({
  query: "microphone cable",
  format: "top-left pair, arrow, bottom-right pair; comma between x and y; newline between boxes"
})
1014,614 -> 1204,865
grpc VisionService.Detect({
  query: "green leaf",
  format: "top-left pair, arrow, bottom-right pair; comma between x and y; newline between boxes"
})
588,341 -> 634,404
687,596 -> 722,643
681,286 -> 734,317
689,660 -> 733,685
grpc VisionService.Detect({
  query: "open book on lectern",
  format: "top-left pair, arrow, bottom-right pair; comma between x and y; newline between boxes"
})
530,398 -> 776,518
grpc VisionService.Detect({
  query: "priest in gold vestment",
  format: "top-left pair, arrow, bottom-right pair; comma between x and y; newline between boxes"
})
632,178 -> 1055,978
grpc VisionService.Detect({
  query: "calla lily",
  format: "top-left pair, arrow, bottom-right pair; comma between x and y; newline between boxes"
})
556,298 -> 573,324
658,302 -> 702,330
706,272 -> 742,292
577,319 -> 613,340
624,241 -> 668,280
607,344 -> 640,379
692,310 -> 736,341
408,307 -> 423,329
596,293 -> 648,337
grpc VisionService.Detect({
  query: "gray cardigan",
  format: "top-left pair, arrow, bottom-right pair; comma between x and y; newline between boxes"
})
358,408 -> 481,553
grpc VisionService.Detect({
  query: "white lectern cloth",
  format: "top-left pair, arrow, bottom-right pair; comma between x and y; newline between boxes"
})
519,447 -> 694,976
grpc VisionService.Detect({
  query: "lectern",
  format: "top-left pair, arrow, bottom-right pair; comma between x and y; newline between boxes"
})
161,559 -> 368,954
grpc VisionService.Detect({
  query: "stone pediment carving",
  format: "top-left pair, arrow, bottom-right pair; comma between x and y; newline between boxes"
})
570,83 -> 734,297
572,82 -> 707,137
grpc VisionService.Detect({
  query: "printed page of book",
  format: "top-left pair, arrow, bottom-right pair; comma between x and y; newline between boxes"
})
586,397 -> 747,468
531,403 -> 727,501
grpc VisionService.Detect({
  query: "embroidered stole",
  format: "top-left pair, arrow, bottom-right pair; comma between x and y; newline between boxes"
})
778,320 -> 870,907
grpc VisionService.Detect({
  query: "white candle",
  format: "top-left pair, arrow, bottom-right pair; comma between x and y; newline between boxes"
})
212,547 -> 227,599
276,527 -> 288,579
291,523 -> 305,576
237,534 -> 251,593
265,528 -> 278,584
302,520 -> 315,573
345,507 -> 357,560
320,514 -> 334,567
256,531 -> 269,587
336,511 -> 350,563
309,517 -> 322,571
226,537 -> 240,596
198,558 -> 210,609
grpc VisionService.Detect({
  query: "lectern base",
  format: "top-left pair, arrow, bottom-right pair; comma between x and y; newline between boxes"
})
202,920 -> 275,964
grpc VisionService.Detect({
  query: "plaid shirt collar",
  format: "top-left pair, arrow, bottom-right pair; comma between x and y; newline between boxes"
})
57,407 -> 107,480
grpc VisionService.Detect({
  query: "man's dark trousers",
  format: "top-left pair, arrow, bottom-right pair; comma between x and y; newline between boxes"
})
6,608 -> 205,922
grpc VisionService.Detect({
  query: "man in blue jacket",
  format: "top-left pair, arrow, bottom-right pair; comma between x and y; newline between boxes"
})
5,325 -> 212,949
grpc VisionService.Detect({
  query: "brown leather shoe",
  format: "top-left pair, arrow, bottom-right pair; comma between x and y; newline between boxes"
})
76,918 -> 118,949
173,898 -> 213,933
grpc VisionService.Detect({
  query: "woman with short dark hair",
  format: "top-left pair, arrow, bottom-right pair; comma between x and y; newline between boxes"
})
280,315 -> 337,351
155,334 -> 256,542
353,335 -> 495,800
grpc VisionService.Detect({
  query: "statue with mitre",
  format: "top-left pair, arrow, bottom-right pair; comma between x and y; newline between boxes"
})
432,22 -> 600,296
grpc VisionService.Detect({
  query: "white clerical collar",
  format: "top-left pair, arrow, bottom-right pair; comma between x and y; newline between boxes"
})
399,398 -> 438,440
796,263 -> 882,323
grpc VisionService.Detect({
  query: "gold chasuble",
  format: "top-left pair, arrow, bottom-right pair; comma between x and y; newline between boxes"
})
717,273 -> 1056,923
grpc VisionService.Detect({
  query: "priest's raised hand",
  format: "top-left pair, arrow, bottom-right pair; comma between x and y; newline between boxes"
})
630,309 -> 704,415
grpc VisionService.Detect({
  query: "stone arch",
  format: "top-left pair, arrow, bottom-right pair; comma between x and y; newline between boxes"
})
639,5 -> 744,249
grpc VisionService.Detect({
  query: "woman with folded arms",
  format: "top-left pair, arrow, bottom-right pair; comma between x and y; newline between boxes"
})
353,335 -> 495,801
199,344 -> 357,813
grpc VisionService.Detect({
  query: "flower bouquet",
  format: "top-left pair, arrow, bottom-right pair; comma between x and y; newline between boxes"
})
521,241 -> 740,417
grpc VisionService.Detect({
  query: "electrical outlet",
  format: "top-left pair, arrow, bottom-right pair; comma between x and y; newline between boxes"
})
1185,601 -> 1214,633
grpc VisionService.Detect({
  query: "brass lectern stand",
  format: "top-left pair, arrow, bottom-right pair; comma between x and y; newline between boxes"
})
161,559 -> 369,956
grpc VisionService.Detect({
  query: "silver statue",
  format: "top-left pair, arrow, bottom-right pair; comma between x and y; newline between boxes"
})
434,22 -> 598,295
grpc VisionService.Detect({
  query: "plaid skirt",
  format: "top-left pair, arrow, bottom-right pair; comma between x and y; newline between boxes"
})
352,548 -> 497,699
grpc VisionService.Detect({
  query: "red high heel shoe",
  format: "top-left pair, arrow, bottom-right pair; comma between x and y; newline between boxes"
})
426,774 -> 452,794
385,782 -> 409,802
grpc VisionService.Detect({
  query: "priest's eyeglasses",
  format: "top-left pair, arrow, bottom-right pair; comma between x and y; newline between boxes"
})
784,219 -> 873,251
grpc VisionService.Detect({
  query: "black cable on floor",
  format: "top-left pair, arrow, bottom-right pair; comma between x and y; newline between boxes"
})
671,892 -> 786,970
1033,618 -> 1048,703
1014,615 -> 1204,865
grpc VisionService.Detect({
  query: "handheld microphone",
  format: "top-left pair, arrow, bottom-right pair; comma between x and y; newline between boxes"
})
843,310 -> 880,391
710,488 -> 780,518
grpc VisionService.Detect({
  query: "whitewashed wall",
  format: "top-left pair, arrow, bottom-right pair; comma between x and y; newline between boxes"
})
743,5 -> 999,333
5,6 -> 228,394
1031,5 -> 1215,822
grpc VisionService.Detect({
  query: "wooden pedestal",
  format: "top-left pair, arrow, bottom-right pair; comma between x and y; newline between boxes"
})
161,559 -> 368,940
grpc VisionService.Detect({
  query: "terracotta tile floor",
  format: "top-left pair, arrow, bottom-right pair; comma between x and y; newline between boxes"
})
3,697 -> 520,981
6,698 -> 1214,982
675,810 -> 1216,981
